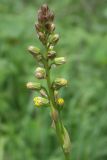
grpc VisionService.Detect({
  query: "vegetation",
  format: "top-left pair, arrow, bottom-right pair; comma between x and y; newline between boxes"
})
0,0 -> 107,160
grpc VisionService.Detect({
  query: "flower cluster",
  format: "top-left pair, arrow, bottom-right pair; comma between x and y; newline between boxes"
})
27,4 -> 67,109
26,4 -> 71,158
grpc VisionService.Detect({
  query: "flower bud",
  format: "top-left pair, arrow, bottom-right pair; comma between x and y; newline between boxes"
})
48,50 -> 56,59
54,90 -> 59,99
26,82 -> 41,90
28,46 -> 40,56
54,57 -> 66,65
40,89 -> 48,97
41,4 -> 49,14
49,34 -> 59,45
49,11 -> 54,21
33,96 -> 49,107
56,98 -> 64,106
28,46 -> 42,61
45,23 -> 55,32
49,45 -> 54,50
38,32 -> 46,44
37,4 -> 54,25
35,67 -> 46,79
50,23 -> 55,32
53,78 -> 68,89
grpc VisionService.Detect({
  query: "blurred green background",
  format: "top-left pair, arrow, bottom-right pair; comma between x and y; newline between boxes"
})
0,0 -> 107,160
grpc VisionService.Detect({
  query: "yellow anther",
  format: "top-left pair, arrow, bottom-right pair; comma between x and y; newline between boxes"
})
57,98 -> 64,106
33,97 -> 42,107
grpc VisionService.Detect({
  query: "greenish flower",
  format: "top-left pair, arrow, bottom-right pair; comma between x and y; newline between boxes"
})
49,34 -> 59,45
53,78 -> 68,89
35,67 -> 46,79
26,82 -> 41,90
54,57 -> 66,65
28,46 -> 42,60
28,46 -> 40,55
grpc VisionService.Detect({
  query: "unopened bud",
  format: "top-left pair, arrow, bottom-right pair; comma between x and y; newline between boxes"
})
38,32 -> 46,44
40,89 -> 48,97
54,90 -> 59,99
54,57 -> 66,65
28,46 -> 42,61
45,23 -> 55,32
41,4 -> 49,13
53,78 -> 68,89
49,34 -> 59,45
33,96 -> 49,107
28,46 -> 40,56
49,45 -> 54,50
50,23 -> 55,32
37,4 -> 54,25
26,82 -> 41,90
35,67 -> 46,79
49,11 -> 54,21
48,50 -> 56,59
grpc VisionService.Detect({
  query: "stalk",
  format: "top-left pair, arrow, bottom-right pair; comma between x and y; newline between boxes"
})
44,56 -> 70,160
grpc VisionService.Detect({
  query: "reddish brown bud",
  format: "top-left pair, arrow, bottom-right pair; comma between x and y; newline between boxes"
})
38,32 -> 46,44
45,23 -> 55,32
38,13 -> 44,23
49,12 -> 54,21
41,4 -> 49,14
37,4 -> 54,26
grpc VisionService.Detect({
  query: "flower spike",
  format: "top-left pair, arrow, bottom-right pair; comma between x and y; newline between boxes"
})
26,4 -> 71,160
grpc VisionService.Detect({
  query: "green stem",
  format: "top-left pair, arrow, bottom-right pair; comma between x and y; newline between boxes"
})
44,58 -> 70,160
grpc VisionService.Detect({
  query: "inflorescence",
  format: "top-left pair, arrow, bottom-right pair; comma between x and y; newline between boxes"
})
26,4 -> 71,160
27,4 -> 67,110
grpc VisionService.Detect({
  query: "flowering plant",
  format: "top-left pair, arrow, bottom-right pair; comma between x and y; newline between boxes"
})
26,4 -> 71,160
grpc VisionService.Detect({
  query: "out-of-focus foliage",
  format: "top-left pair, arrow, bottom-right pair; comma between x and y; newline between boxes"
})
0,0 -> 107,160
